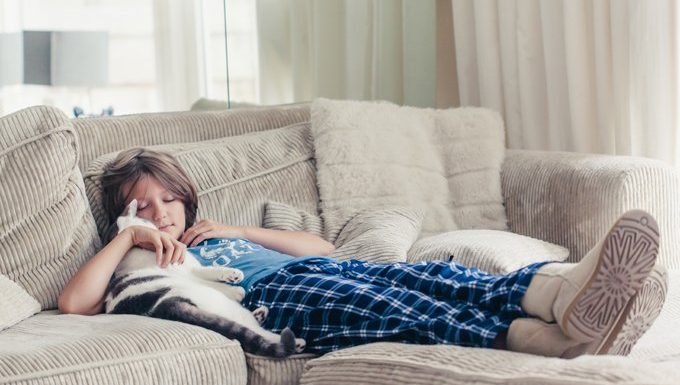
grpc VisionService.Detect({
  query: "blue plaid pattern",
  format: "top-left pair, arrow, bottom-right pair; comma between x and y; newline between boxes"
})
245,259 -> 549,353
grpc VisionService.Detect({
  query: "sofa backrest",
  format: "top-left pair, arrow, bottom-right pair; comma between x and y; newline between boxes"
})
71,104 -> 310,172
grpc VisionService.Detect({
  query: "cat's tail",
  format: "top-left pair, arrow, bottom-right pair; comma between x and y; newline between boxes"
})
151,297 -> 297,358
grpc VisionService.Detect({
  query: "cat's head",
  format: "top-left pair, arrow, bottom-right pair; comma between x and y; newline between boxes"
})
116,199 -> 158,234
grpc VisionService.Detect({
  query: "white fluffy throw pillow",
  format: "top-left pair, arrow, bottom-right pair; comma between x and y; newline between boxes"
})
408,230 -> 569,275
311,98 -> 508,243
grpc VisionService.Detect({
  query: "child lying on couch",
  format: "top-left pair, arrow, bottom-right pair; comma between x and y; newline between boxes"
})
59,148 -> 663,358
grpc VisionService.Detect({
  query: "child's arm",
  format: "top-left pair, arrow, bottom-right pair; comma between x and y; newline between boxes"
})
181,220 -> 335,257
58,230 -> 135,315
58,227 -> 186,315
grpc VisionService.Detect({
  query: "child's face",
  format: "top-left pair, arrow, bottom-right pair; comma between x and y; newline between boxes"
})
122,175 -> 186,240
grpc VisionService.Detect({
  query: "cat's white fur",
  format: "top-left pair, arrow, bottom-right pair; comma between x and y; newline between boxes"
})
106,199 -> 304,350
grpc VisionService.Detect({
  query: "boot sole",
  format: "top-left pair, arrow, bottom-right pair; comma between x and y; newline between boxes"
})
594,264 -> 668,355
562,210 -> 660,342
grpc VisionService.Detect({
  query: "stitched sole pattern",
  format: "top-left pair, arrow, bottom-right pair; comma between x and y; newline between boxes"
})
563,210 -> 660,342
597,265 -> 668,356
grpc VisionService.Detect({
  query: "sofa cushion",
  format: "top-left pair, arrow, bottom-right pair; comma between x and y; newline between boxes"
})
0,106 -> 101,309
329,207 -> 424,263
0,312 -> 247,385
246,352 -> 317,385
0,274 -> 40,332
407,230 -> 569,275
311,98 -> 507,242
85,122 -> 318,242
263,201 -> 324,237
72,104 -> 310,171
299,342 -> 679,385
263,202 -> 424,263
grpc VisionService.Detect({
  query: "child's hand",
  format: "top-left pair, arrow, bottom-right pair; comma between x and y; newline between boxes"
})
180,219 -> 246,247
124,225 -> 186,268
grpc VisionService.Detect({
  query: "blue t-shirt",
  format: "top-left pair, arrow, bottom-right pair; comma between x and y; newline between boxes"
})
188,238 -> 332,292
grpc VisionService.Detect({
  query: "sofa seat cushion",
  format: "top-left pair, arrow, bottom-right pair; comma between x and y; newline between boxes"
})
0,312 -> 247,385
299,342 -> 680,385
407,230 -> 569,275
245,352 -> 318,385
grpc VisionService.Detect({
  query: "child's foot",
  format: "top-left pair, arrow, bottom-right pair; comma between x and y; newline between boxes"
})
509,264 -> 667,358
521,210 -> 660,342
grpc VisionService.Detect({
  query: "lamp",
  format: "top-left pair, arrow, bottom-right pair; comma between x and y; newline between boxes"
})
0,32 -> 23,86
23,30 -> 109,116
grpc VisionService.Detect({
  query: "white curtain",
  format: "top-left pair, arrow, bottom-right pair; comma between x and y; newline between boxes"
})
451,0 -> 679,165
255,0 -> 437,107
153,0 -> 207,111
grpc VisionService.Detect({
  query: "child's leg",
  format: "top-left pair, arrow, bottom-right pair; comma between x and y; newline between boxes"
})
246,260 -> 518,354
338,259 -> 548,315
521,210 -> 659,343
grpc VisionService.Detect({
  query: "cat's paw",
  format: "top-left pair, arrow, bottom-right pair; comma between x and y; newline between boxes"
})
252,306 -> 269,324
294,338 -> 306,353
217,268 -> 244,283
229,286 -> 246,302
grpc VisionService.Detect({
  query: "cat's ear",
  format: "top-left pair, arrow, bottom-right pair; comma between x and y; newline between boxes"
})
125,199 -> 139,217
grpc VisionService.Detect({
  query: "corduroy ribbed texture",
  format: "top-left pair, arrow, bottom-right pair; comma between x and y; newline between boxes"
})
0,106 -> 101,310
329,207 -> 424,263
407,230 -> 569,275
262,202 -> 424,263
72,104 -> 310,171
299,342 -> 680,385
502,150 -> 680,268
0,275 -> 40,332
84,123 -> 319,242
245,353 -> 317,385
311,98 -> 508,243
262,201 -> 324,237
0,312 -> 247,385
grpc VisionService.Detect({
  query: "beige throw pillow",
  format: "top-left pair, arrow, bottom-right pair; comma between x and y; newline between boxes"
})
408,230 -> 570,275
0,106 -> 101,310
85,122 -> 319,242
263,201 -> 423,263
0,274 -> 40,331
262,201 -> 324,237
311,98 -> 508,243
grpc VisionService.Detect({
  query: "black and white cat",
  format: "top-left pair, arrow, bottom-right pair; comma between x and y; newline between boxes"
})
104,199 -> 305,357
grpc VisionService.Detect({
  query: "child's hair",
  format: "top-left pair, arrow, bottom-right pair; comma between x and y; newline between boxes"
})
101,148 -> 198,233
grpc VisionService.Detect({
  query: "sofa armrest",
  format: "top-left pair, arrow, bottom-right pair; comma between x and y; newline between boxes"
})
501,149 -> 680,268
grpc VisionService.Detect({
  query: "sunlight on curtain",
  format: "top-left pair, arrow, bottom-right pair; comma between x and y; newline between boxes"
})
254,0 -> 437,108
451,0 -> 679,166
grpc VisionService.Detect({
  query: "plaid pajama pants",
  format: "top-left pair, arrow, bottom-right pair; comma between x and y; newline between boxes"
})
244,259 -> 549,353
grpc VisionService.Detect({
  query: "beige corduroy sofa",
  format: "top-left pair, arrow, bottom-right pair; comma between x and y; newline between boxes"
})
2,103 -> 680,385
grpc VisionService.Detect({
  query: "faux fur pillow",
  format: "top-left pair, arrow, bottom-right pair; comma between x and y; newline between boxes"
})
311,98 -> 507,243
0,275 -> 40,331
407,230 -> 569,275
263,202 -> 423,263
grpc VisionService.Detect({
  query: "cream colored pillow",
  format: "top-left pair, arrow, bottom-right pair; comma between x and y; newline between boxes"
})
0,274 -> 40,331
263,201 -> 423,263
262,201 -> 324,237
311,98 -> 507,243
0,106 -> 101,310
408,230 -> 569,274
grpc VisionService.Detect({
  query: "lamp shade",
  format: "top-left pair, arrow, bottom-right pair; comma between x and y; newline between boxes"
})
0,32 -> 23,86
23,30 -> 108,87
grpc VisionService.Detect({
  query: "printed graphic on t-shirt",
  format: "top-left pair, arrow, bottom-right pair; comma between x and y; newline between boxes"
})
194,238 -> 263,266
